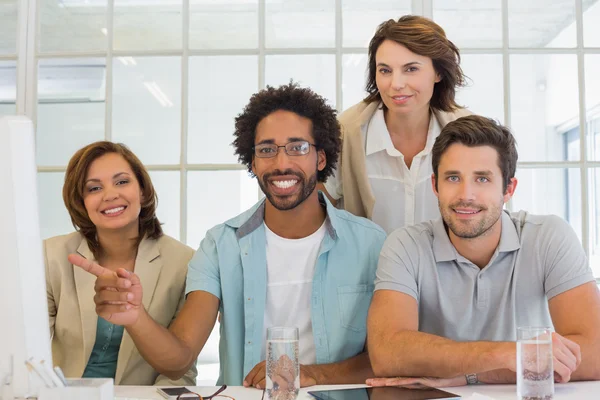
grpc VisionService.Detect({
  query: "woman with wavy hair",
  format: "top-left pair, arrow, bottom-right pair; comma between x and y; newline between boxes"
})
44,141 -> 196,386
322,15 -> 471,234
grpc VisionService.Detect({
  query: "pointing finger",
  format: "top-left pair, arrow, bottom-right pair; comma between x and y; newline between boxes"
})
68,254 -> 109,277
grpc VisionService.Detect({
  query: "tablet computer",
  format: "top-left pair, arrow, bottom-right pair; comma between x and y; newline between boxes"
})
308,387 -> 461,400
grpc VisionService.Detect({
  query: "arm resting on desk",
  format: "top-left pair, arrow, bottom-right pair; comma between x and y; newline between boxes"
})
245,351 -> 373,388
367,290 -> 514,379
479,280 -> 600,384
368,284 -> 600,383
305,351 -> 373,385
548,282 -> 600,381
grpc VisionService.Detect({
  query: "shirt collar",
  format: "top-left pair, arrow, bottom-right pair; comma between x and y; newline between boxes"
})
365,106 -> 441,157
365,107 -> 392,156
231,191 -> 339,241
433,210 -> 521,263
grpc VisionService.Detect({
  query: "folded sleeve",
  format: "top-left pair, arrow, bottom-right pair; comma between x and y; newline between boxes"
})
541,216 -> 594,299
374,228 -> 420,301
185,231 -> 222,300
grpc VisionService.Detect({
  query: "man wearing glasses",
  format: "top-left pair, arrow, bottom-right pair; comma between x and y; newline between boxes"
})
71,83 -> 386,388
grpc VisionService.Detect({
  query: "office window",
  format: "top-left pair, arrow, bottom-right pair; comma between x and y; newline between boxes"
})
112,56 -> 182,164
188,56 -> 258,165
0,0 -> 18,117
36,58 -> 106,166
38,0 -> 108,52
0,0 -> 19,54
0,61 -> 17,116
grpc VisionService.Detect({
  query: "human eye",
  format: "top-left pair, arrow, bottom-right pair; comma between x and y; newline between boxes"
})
257,145 -> 275,155
477,177 -> 490,183
289,142 -> 307,152
87,185 -> 101,193
116,179 -> 129,185
447,176 -> 459,183
378,67 -> 391,74
406,66 -> 419,72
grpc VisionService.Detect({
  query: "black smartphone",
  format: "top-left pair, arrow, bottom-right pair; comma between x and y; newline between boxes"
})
157,387 -> 194,399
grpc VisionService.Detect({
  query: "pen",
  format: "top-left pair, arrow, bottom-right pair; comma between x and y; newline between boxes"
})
53,366 -> 68,387
24,359 -> 54,388
40,359 -> 65,388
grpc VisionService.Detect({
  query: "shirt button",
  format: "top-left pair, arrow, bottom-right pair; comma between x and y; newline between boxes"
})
247,297 -> 251,301
248,341 -> 252,344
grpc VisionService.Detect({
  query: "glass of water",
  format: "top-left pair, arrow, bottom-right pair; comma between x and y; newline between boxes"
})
266,327 -> 299,400
517,327 -> 554,400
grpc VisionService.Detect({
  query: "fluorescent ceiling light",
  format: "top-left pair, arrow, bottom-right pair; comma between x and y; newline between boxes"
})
118,57 -> 137,66
143,81 -> 173,108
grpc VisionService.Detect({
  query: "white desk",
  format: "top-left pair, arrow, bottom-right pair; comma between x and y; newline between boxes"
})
115,382 -> 600,400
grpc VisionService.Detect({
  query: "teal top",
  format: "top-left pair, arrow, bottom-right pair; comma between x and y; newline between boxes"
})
82,317 -> 124,379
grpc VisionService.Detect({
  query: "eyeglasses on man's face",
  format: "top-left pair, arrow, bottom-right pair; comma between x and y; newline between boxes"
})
253,140 -> 317,158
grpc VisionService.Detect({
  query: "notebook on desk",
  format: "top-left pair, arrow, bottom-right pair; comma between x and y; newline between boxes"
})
309,387 -> 461,400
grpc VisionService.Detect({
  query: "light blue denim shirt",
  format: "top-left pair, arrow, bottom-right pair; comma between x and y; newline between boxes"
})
186,192 -> 386,385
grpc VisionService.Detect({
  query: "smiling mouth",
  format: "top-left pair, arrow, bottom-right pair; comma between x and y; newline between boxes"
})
102,206 -> 126,215
271,180 -> 298,189
453,209 -> 481,215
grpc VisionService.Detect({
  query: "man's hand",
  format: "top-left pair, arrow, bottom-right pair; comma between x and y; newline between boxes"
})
243,360 -> 317,389
550,333 -> 581,383
505,332 -> 580,383
366,376 -> 467,389
68,253 -> 143,326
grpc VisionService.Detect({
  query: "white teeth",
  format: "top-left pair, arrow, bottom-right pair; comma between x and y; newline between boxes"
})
272,180 -> 297,189
104,207 -> 124,214
456,210 -> 478,214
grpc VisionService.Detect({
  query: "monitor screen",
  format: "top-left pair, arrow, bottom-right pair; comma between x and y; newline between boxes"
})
0,116 -> 53,398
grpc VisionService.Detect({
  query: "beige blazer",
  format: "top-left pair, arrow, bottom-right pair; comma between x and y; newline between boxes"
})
44,231 -> 197,386
338,101 -> 472,219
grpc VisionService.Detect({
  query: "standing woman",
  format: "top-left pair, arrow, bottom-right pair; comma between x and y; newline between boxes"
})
44,141 -> 197,385
322,15 -> 471,234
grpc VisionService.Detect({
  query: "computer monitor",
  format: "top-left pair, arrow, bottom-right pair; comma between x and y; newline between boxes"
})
0,116 -> 53,398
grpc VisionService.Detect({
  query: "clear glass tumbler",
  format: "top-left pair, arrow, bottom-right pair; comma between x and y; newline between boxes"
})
266,327 -> 299,400
517,327 -> 554,400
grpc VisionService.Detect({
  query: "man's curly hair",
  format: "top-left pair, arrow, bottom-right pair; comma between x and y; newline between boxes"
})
232,82 -> 341,183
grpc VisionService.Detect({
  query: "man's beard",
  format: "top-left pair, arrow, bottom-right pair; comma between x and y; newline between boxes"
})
440,199 -> 503,239
258,169 -> 318,211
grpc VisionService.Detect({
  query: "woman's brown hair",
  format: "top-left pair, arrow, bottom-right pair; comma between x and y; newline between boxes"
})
62,141 -> 162,259
364,15 -> 466,111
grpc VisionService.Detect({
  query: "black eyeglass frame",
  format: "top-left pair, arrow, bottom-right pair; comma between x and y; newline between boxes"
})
176,384 -> 229,400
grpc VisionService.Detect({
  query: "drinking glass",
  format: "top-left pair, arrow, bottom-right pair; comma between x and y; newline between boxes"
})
266,327 -> 299,400
517,327 -> 554,400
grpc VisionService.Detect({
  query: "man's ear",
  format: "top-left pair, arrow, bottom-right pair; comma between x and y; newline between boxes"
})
317,149 -> 326,171
503,177 -> 518,203
431,173 -> 439,197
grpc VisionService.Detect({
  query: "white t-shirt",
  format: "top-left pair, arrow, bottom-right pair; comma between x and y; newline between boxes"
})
261,221 -> 327,365
325,108 -> 441,234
